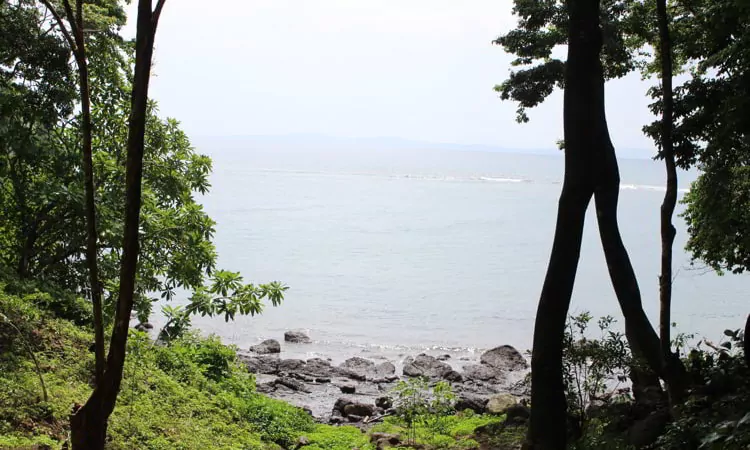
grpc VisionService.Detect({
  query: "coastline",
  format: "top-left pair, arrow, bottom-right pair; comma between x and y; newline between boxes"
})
235,331 -> 530,422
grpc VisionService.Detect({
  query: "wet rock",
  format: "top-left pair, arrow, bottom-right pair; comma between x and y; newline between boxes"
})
333,397 -> 355,414
305,358 -> 335,377
340,357 -> 375,372
462,364 -> 503,382
275,377 -> 310,393
279,358 -> 306,373
256,381 -> 277,394
291,373 -> 315,383
444,370 -> 463,383
504,404 -> 530,426
343,403 -> 375,418
455,393 -> 488,414
347,414 -> 364,423
284,330 -> 312,344
315,377 -> 331,384
487,393 -> 517,414
370,361 -> 396,379
403,354 -> 453,380
240,355 -> 280,374
436,354 -> 451,361
249,339 -> 281,354
480,346 -> 527,372
340,384 -> 356,394
338,368 -> 367,381
375,396 -> 393,410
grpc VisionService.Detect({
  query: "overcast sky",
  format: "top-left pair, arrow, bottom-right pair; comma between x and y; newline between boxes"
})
125,0 -> 659,152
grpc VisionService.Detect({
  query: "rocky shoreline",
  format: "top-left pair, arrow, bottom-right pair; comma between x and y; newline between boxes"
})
236,331 -> 530,424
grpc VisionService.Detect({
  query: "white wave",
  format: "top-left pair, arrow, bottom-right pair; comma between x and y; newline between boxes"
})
477,176 -> 525,183
621,184 -> 690,193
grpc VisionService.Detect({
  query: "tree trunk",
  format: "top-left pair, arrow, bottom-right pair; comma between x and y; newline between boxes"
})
69,400 -> 107,450
69,1 -> 164,448
77,50 -> 107,387
44,0 -> 108,385
744,314 -> 749,368
656,0 -> 684,404
527,1 -> 601,447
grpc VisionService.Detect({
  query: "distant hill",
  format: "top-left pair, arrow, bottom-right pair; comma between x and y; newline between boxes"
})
191,133 -> 654,160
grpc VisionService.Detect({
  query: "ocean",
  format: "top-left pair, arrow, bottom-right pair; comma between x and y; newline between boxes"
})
158,143 -> 748,363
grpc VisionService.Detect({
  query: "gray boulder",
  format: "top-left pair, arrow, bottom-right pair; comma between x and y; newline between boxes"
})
480,345 -> 527,372
278,358 -> 306,373
249,339 -> 281,354
339,357 -> 375,374
275,376 -> 310,393
369,361 -> 396,380
240,355 -> 280,374
304,358 -> 336,378
462,364 -> 504,383
333,397 -> 355,414
284,330 -> 312,344
343,402 -> 375,418
403,354 -> 453,380
486,393 -> 517,414
455,393 -> 489,414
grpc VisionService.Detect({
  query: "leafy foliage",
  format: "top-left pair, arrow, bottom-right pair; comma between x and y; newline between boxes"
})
0,277 -> 317,449
494,0 -> 652,123
0,1 -> 286,328
562,312 -> 633,429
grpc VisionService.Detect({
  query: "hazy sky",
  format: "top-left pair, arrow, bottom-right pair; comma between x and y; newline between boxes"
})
125,1 -> 659,151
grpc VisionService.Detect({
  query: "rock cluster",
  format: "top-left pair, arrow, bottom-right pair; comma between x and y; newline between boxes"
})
238,334 -> 529,423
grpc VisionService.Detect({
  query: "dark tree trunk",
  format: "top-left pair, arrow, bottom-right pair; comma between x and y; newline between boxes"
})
527,0 -> 601,447
744,314 -> 749,368
44,0 -> 107,385
69,1 -> 165,448
77,44 -> 107,388
656,0 -> 685,404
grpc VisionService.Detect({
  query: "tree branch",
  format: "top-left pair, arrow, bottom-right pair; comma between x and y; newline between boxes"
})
38,0 -> 77,52
152,0 -> 167,30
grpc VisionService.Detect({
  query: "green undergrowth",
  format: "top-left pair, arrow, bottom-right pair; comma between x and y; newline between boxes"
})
369,411 -> 507,449
0,278 -> 349,449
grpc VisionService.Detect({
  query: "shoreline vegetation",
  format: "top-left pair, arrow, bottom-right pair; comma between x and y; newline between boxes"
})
0,277 -> 527,449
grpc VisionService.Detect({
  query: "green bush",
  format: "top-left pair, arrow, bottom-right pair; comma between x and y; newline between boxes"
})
304,425 -> 374,450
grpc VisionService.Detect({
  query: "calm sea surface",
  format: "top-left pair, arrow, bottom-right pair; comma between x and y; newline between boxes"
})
160,145 -> 748,362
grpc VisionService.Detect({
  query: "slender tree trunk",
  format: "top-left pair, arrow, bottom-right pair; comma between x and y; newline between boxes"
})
527,1 -> 601,447
744,314 -> 749,368
76,51 -> 107,387
40,0 -> 108,385
69,1 -> 164,448
656,0 -> 684,404
74,0 -> 107,388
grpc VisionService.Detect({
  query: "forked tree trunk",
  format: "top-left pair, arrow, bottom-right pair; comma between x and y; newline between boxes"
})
527,0 -> 687,447
69,1 -> 165,448
528,0 -> 602,447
